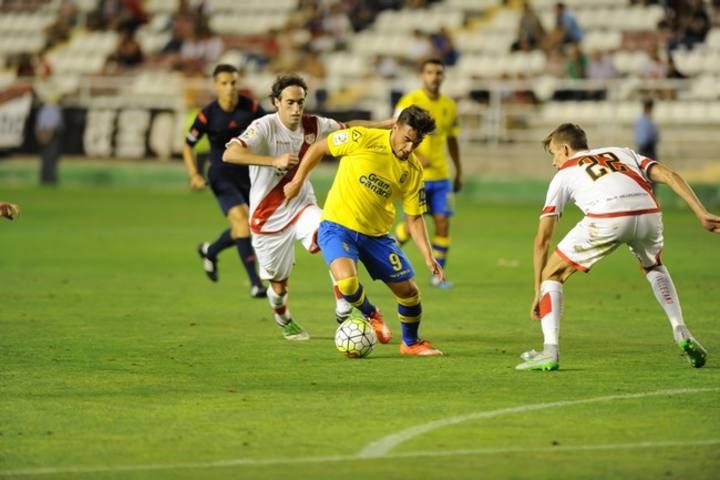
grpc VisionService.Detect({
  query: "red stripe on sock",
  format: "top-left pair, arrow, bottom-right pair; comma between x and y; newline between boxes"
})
539,293 -> 552,319
333,286 -> 343,300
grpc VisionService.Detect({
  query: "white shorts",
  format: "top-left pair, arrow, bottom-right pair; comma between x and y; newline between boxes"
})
252,205 -> 322,281
556,212 -> 664,272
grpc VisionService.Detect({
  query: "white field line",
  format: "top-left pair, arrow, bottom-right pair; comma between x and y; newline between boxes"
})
2,388 -> 718,477
358,387 -> 720,457
4,439 -> 719,477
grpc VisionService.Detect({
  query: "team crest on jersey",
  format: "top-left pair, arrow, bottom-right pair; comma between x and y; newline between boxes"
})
418,188 -> 427,209
333,132 -> 348,145
399,172 -> 408,184
352,130 -> 362,142
304,133 -> 316,144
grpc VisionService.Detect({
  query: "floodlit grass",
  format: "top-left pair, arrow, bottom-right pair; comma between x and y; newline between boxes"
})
1,183 -> 718,479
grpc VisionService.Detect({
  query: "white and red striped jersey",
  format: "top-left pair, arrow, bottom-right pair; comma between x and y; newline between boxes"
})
540,147 -> 658,219
227,113 -> 345,234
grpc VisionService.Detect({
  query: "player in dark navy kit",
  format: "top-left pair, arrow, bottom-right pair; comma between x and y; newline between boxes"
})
183,64 -> 267,298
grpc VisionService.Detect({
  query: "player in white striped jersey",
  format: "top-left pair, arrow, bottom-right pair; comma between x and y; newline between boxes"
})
517,123 -> 720,371
223,74 -> 392,340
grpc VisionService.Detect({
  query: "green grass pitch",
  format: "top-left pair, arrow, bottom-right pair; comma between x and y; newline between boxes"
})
1,182 -> 718,479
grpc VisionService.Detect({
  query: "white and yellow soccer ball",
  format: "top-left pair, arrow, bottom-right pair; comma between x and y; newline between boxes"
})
335,317 -> 377,358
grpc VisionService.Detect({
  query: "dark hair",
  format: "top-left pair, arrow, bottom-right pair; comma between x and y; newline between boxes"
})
397,105 -> 436,138
642,98 -> 654,112
270,74 -> 308,101
543,123 -> 588,152
420,58 -> 444,72
212,64 -> 238,78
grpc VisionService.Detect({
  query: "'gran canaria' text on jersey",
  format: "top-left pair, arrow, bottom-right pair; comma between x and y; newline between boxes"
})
359,173 -> 392,198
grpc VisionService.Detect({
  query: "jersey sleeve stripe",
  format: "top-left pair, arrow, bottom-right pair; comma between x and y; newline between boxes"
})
540,206 -> 557,216
198,112 -> 208,124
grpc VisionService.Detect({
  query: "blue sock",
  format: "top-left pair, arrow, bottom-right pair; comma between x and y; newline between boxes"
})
401,322 -> 420,345
343,285 -> 376,318
207,229 -> 233,259
235,237 -> 263,288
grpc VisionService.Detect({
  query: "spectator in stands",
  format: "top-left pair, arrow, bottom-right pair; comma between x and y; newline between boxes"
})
547,2 -> 583,50
681,0 -> 711,48
406,29 -> 434,67
586,49 -> 616,100
106,27 -> 144,73
430,27 -> 459,66
35,91 -> 64,186
512,1 -> 546,52
179,23 -> 223,74
644,49 -> 667,80
566,43 -> 586,80
373,54 -> 401,79
634,98 -> 660,162
161,0 -> 200,55
322,3 -> 353,50
90,0 -> 148,32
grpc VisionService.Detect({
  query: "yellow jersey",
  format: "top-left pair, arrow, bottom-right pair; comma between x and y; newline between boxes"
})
323,127 -> 426,236
394,89 -> 459,181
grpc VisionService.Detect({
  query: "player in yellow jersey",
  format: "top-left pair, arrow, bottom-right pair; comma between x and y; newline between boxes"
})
393,59 -> 462,289
284,106 -> 444,356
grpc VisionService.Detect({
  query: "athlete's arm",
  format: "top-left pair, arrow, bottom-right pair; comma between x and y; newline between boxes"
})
531,215 -> 558,320
282,139 -> 330,200
648,163 -> 720,233
406,213 -> 444,280
182,143 -> 206,190
448,135 -> 463,192
222,141 -> 299,169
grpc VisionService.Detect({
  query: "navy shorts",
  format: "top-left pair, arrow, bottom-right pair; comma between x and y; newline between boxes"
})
318,221 -> 415,283
207,163 -> 250,215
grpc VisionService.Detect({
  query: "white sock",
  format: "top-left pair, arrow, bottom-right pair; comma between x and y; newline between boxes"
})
267,286 -> 291,327
539,280 -> 563,347
645,265 -> 684,330
329,270 -> 352,315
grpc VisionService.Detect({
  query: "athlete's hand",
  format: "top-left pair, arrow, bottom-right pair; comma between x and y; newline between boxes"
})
699,211 -> 720,233
0,202 -> 20,220
283,180 -> 301,200
273,153 -> 299,170
189,173 -> 206,190
427,258 -> 444,280
530,293 -> 541,321
453,175 -> 463,193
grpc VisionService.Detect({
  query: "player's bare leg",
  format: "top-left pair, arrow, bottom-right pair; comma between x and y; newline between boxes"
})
430,213 -> 452,288
227,204 -> 266,297
330,257 -> 392,344
267,279 -> 309,340
386,279 -> 442,356
643,264 -> 706,367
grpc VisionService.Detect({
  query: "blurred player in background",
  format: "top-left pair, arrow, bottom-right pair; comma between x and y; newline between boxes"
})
223,74 -> 390,340
285,106 -> 444,356
183,64 -> 267,298
393,59 -> 462,289
517,123 -> 720,371
0,202 -> 20,220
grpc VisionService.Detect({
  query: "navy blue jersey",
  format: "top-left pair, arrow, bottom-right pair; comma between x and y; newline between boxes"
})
186,96 -> 265,168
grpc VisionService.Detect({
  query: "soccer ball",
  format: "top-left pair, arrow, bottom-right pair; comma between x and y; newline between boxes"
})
335,317 -> 377,358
